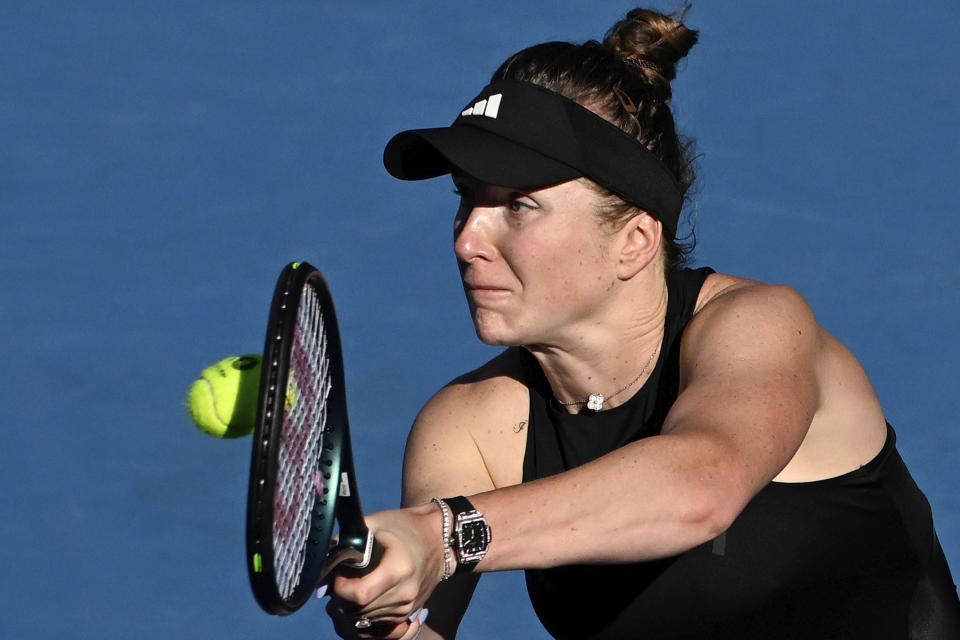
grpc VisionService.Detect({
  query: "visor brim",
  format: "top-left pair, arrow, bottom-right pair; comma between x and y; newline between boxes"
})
383,125 -> 581,189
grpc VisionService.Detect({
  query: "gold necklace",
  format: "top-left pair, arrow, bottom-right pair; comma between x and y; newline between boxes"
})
557,343 -> 660,412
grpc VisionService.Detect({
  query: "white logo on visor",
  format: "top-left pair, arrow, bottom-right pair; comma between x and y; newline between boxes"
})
461,93 -> 502,119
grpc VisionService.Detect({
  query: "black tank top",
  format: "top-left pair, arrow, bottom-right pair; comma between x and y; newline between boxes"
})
521,267 -> 960,639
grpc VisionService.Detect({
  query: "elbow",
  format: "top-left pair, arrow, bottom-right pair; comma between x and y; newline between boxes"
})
680,482 -> 745,548
677,444 -> 758,548
701,500 -> 737,543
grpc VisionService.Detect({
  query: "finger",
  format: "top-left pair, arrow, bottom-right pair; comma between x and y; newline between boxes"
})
355,599 -> 418,622
327,598 -> 374,639
370,606 -> 429,634
392,608 -> 430,640
331,573 -> 415,621
333,590 -> 412,625
326,598 -> 409,640
356,620 -> 410,640
356,620 -> 406,639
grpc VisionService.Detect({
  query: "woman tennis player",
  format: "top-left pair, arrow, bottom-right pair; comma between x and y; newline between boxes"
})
326,7 -> 960,639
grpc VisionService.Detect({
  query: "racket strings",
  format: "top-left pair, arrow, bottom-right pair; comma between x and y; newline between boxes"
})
273,284 -> 332,599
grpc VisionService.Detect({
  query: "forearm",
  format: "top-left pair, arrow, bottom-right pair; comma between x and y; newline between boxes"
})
456,289 -> 820,573
463,431 -> 746,572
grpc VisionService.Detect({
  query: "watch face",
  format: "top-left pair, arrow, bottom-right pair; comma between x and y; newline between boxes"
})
459,520 -> 490,556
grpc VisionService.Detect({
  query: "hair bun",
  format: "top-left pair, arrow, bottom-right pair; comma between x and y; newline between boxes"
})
603,7 -> 699,97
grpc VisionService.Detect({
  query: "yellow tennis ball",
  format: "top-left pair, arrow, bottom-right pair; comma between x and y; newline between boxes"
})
187,354 -> 261,438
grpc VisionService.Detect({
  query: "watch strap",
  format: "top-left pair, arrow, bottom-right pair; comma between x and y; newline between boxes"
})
444,496 -> 491,574
444,495 -> 475,517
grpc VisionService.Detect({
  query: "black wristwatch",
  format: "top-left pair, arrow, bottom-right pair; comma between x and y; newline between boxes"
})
445,496 -> 492,574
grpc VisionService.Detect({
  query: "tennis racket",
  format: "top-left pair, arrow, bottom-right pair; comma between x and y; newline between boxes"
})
246,261 -> 382,615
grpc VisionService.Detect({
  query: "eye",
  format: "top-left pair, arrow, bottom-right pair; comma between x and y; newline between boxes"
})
508,195 -> 537,213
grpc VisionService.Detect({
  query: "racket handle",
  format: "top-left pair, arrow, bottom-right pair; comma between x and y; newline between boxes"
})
339,532 -> 384,578
320,530 -> 385,582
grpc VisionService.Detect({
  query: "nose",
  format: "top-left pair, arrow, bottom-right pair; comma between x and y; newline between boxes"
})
454,205 -> 496,263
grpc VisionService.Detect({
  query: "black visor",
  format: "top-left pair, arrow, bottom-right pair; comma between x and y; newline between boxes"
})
383,79 -> 682,235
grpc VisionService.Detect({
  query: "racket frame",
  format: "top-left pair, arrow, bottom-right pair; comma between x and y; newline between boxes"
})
245,262 -> 374,616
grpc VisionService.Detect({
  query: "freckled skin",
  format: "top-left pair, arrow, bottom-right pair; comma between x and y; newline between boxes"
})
452,175 -> 623,349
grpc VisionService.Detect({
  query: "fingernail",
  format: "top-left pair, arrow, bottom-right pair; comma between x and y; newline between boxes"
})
316,584 -> 328,598
410,609 -> 429,640
407,608 -> 421,623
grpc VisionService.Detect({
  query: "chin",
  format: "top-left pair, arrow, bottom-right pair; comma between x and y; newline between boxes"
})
468,306 -> 534,347
470,317 -> 519,347
473,327 -> 512,347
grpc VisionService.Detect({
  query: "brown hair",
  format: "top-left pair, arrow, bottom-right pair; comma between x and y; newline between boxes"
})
491,6 -> 699,271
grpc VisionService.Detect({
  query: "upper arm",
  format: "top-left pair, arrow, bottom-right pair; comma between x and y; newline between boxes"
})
402,349 -> 529,507
399,351 -> 529,638
664,282 -> 822,507
398,382 -> 494,640
401,382 -> 499,508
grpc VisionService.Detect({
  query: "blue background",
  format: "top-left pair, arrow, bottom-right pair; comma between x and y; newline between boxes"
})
2,1 -> 957,638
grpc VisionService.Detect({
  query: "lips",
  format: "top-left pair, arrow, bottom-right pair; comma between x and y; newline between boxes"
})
460,265 -> 512,297
462,278 -> 509,293
466,283 -> 506,292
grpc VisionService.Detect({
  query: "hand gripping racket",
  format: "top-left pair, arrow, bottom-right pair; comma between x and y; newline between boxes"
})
246,261 -> 382,615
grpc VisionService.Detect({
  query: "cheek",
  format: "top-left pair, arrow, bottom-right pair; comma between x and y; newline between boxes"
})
561,241 -> 614,281
506,220 -> 615,291
531,245 -> 614,305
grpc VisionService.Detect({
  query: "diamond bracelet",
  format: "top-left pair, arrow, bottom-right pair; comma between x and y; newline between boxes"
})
431,497 -> 453,580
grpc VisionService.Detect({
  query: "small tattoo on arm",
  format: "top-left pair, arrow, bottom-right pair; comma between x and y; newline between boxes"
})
513,421 -> 526,433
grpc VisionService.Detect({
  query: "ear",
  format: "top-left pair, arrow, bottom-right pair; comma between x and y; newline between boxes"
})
616,212 -> 662,279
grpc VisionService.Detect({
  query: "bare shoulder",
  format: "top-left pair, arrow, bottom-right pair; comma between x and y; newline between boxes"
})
687,272 -> 818,357
682,271 -> 887,482
416,347 -> 530,434
695,272 -> 806,315
402,348 -> 530,505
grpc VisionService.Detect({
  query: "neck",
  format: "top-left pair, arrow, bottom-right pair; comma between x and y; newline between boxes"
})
526,273 -> 669,413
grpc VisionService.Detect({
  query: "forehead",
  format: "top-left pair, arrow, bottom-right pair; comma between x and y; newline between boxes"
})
451,169 -> 587,196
